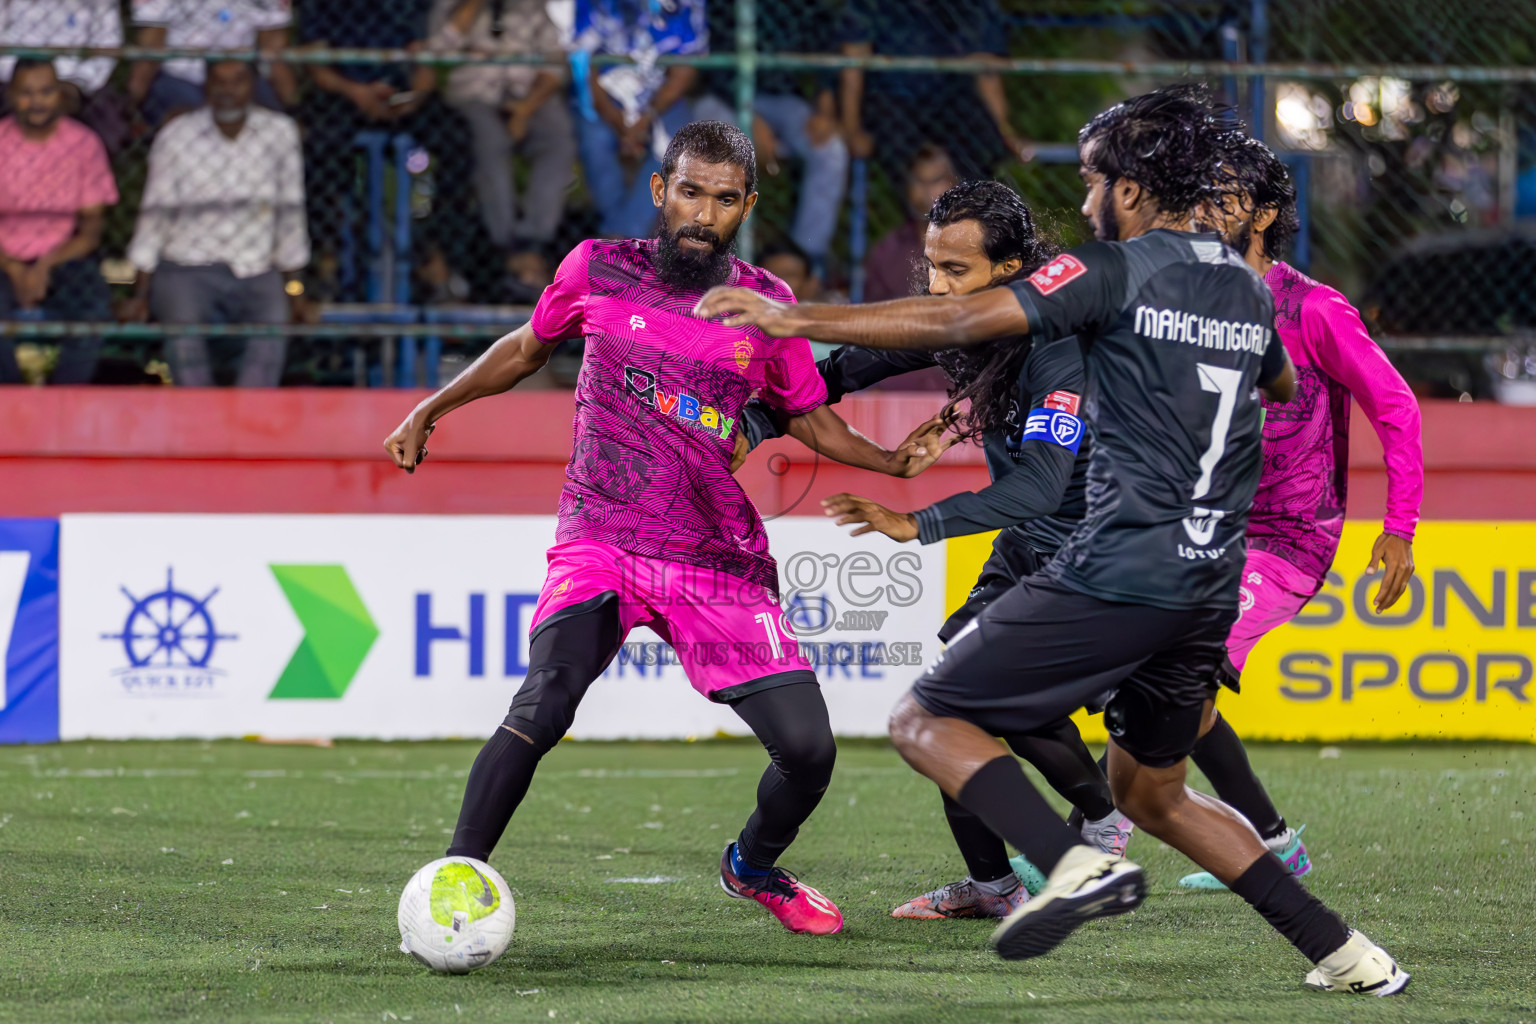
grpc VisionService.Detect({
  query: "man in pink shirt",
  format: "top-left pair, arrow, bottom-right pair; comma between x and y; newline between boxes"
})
1179,135 -> 1424,890
0,60 -> 117,384
385,121 -> 946,940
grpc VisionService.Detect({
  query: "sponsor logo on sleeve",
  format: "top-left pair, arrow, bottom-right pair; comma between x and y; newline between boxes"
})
1041,390 -> 1081,415
1028,254 -> 1088,295
1022,408 -> 1084,454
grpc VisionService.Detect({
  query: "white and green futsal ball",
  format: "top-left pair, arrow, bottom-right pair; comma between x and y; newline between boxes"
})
397,857 -> 516,974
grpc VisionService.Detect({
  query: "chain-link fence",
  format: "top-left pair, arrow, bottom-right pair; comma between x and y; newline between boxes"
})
1,0 -> 1533,394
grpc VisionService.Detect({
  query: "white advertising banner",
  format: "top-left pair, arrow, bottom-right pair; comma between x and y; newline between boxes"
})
59,515 -> 947,740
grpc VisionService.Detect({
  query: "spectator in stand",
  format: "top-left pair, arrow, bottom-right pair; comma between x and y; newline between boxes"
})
301,0 -> 481,302
572,0 -> 707,240
838,0 -> 1031,182
0,0 -> 126,150
694,0 -> 847,266
427,0 -> 575,299
760,239 -> 822,305
124,61 -> 309,387
128,0 -> 297,127
0,61 -> 117,385
864,144 -> 957,302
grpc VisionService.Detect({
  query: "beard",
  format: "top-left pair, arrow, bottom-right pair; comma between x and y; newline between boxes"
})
654,218 -> 737,291
1092,189 -> 1120,242
1225,219 -> 1253,256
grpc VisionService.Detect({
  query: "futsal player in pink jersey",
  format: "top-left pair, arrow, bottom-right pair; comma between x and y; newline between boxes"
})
385,121 -> 947,935
1177,134 -> 1424,890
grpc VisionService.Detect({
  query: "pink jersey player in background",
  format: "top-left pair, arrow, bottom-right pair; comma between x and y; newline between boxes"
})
1178,134 -> 1424,891
384,121 -> 949,936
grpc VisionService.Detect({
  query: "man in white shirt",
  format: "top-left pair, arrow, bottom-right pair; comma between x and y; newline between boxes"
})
127,0 -> 296,126
124,61 -> 309,387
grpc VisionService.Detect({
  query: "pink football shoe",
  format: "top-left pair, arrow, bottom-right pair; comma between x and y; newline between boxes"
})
719,843 -> 844,935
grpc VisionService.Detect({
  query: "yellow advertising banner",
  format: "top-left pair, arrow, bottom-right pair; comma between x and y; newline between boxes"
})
945,523 -> 1536,743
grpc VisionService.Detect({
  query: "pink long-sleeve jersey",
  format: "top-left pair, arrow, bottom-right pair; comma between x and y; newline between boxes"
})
1247,262 -> 1424,582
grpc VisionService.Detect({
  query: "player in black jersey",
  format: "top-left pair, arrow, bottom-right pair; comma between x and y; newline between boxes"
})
695,86 -> 1407,995
740,180 -> 1132,920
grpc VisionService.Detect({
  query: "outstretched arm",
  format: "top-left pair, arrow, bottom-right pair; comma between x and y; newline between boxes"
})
1308,292 -> 1422,611
783,405 -> 954,478
737,346 -> 943,457
383,323 -> 553,472
693,287 -> 1029,351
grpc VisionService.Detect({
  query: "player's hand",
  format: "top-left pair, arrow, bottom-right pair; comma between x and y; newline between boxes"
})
692,287 -> 800,337
1365,532 -> 1415,612
822,493 -> 918,542
728,430 -> 750,474
384,414 -> 435,474
888,414 -> 957,477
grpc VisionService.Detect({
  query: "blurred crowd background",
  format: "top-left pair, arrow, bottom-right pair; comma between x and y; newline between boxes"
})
0,0 -> 1534,398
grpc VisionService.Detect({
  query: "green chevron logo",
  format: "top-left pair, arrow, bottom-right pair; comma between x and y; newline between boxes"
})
267,565 -> 378,699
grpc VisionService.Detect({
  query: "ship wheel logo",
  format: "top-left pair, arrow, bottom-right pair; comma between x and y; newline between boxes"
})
102,568 -> 238,669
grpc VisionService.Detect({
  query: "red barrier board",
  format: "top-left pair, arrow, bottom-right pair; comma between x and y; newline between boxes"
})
0,387 -> 1528,520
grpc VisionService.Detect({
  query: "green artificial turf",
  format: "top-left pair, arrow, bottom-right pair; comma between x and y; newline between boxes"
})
1,739 -> 1532,1023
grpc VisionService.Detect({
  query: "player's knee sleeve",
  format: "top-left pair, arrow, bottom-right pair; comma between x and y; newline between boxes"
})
501,664 -> 585,753
501,598 -> 622,753
772,726 -> 837,792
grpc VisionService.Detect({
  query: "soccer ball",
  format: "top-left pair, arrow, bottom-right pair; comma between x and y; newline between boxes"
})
397,857 -> 516,974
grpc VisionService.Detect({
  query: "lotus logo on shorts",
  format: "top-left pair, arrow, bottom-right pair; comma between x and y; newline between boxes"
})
624,365 -> 736,441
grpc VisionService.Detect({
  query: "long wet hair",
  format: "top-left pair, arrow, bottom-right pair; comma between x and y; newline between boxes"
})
1078,83 -> 1228,219
1220,133 -> 1300,260
925,181 -> 1057,442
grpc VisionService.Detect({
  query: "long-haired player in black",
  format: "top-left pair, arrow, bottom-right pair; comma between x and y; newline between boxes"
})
739,179 -> 1133,920
695,86 -> 1408,995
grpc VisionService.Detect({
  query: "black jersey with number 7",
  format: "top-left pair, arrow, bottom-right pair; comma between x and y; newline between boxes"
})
1006,229 -> 1287,611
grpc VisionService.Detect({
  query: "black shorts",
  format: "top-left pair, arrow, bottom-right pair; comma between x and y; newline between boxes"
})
937,530 -> 1046,643
912,575 -> 1237,768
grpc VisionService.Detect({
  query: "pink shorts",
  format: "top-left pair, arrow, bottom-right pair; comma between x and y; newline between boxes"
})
531,540 -> 814,702
1225,549 -> 1323,674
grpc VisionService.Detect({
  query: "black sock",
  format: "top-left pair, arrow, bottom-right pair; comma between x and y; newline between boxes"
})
445,602 -> 621,861
956,755 -> 1080,876
1006,718 -> 1116,823
446,726 -> 542,860
1191,714 -> 1286,840
1229,854 -> 1350,963
1069,750 -> 1114,831
941,791 -> 1015,883
731,682 -> 836,871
